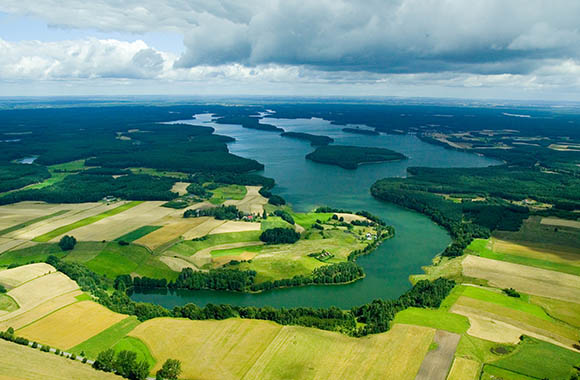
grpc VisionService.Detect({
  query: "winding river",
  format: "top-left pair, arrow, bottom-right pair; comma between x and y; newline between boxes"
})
132,114 -> 499,309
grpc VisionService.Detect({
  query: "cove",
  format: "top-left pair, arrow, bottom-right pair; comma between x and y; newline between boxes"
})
132,114 -> 499,309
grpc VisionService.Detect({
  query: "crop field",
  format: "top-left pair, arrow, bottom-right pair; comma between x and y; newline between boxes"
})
540,217 -> 580,229
461,255 -> 580,303
0,237 -> 27,254
447,358 -> 480,380
209,220 -> 261,234
0,202 -> 71,231
209,184 -> 247,204
0,262 -> 54,289
171,181 -> 190,196
0,289 -> 82,330
169,231 -> 261,256
393,308 -> 470,334
135,220 -> 205,250
33,201 -> 142,242
130,318 -> 434,380
224,186 -> 267,214
529,295 -> 580,327
114,225 -> 162,242
71,316 -> 141,359
261,216 -> 293,230
7,271 -> 79,311
494,215 -> 580,249
486,337 -> 580,379
288,211 -> 333,229
467,238 -> 580,276
0,340 -> 121,380
0,294 -> 18,313
414,330 -> 461,380
18,301 -> 128,350
84,243 -> 177,280
0,242 -> 66,266
450,296 -> 579,348
181,217 -> 227,240
66,201 -> 173,242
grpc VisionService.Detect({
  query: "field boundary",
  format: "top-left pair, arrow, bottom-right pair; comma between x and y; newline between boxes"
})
0,210 -> 70,237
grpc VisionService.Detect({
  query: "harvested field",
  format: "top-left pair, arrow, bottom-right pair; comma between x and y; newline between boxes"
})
334,213 -> 368,223
0,237 -> 27,254
0,202 -> 71,231
451,296 -> 579,349
0,262 -> 54,289
0,340 -> 121,380
131,318 -> 434,380
68,201 -> 173,241
209,220 -> 261,234
452,308 -> 523,344
7,271 -> 79,311
415,330 -> 461,380
0,289 -> 82,330
447,358 -> 480,380
135,220 -> 205,250
159,256 -> 200,272
18,301 -> 128,350
171,181 -> 190,196
7,202 -> 118,241
181,217 -> 226,240
224,186 -> 267,214
462,255 -> 580,303
35,201 -> 142,242
540,217 -> 580,229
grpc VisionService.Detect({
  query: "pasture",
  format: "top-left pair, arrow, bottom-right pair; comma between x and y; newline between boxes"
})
0,340 -> 121,380
392,308 -> 470,334
114,225 -> 162,242
17,301 -> 128,350
209,184 -> 247,204
130,318 -> 434,380
529,295 -> 580,328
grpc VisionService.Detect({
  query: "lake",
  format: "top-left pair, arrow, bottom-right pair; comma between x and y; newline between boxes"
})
132,113 -> 499,308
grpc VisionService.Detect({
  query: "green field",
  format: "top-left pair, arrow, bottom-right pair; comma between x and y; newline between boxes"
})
481,365 -> 535,380
210,245 -> 263,257
529,295 -> 580,328
208,184 -> 247,205
0,243 -> 67,266
288,211 -> 332,229
0,293 -> 18,312
84,243 -> 177,280
0,210 -> 69,236
460,286 -> 552,321
392,307 -> 470,333
261,216 -> 293,230
33,201 -> 143,242
487,336 -> 580,379
455,334 -> 513,364
114,226 -> 161,242
48,159 -> 87,172
71,317 -> 141,359
111,336 -> 156,369
169,231 -> 261,256
467,238 -> 580,276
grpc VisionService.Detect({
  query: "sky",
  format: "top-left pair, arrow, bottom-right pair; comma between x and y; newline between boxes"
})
0,1 -> 579,100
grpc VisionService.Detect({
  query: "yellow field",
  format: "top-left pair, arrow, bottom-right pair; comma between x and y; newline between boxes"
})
171,182 -> 190,196
451,306 -> 524,344
447,358 -> 480,380
0,202 -> 71,230
5,202 -> 119,241
67,201 -> 175,241
462,255 -> 580,303
135,219 -> 206,250
7,272 -> 79,311
0,289 -> 82,330
529,295 -> 580,328
130,318 -> 434,380
209,220 -> 261,234
0,262 -> 54,289
182,217 -> 226,240
18,301 -> 128,350
0,339 -> 121,380
224,186 -> 267,214
490,238 -> 580,265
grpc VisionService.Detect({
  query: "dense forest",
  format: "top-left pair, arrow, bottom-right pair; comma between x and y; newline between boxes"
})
306,145 -> 406,169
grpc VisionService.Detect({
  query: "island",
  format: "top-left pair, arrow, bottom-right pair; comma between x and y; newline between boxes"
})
281,131 -> 334,146
342,127 -> 380,136
306,145 -> 406,169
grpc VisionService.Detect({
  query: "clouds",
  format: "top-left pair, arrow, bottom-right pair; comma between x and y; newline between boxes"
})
1,0 -> 580,98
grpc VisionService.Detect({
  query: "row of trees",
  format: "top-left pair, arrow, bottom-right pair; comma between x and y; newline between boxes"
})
184,205 -> 243,220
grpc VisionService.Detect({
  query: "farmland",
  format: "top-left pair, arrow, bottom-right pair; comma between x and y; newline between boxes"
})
129,318 -> 434,380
